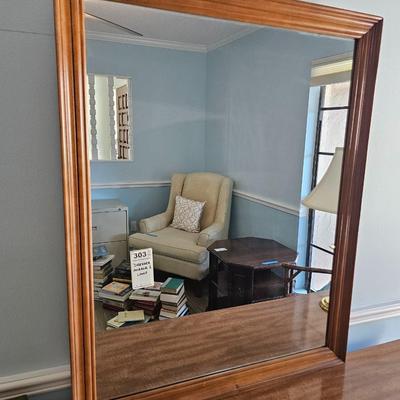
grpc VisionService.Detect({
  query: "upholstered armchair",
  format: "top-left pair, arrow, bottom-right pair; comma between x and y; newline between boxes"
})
129,172 -> 233,282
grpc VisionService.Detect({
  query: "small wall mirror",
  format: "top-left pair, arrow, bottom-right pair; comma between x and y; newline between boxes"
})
86,74 -> 133,161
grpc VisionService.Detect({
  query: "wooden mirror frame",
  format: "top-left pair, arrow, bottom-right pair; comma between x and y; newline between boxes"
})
53,0 -> 382,398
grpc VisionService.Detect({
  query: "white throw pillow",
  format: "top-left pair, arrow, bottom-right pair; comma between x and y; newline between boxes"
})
170,195 -> 206,233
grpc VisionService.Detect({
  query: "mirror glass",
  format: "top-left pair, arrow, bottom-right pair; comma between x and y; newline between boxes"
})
85,1 -> 354,397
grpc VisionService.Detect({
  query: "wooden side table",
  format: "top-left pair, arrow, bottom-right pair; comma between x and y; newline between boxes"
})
208,237 -> 297,310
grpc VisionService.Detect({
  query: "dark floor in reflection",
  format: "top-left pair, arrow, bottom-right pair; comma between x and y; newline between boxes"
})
95,278 -> 208,332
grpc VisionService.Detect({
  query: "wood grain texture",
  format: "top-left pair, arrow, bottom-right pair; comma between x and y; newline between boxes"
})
54,0 -> 96,399
124,347 -> 341,400
70,1 -> 97,398
208,237 -> 297,269
54,0 -> 383,398
54,1 -> 86,399
213,340 -> 400,400
109,0 -> 381,38
96,293 -> 328,399
326,20 -> 383,361
102,340 -> 400,400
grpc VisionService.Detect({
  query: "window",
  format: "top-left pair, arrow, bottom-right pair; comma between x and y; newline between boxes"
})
307,81 -> 351,291
116,84 -> 130,160
86,74 -> 133,161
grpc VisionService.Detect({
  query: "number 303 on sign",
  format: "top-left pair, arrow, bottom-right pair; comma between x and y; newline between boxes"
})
132,250 -> 147,259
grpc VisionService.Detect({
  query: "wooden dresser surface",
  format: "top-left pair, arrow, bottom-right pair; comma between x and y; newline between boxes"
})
226,340 -> 400,400
96,292 -> 327,399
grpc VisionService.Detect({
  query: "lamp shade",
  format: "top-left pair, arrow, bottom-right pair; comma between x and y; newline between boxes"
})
302,147 -> 343,214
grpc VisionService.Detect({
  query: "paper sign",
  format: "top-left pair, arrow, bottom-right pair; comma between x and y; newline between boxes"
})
130,248 -> 154,289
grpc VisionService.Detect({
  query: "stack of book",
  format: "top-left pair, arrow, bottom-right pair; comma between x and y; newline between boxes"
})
93,255 -> 114,301
159,278 -> 188,320
129,282 -> 162,320
112,260 -> 132,285
99,281 -> 132,311
106,310 -> 150,330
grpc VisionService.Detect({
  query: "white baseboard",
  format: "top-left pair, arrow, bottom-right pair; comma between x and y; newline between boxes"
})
0,365 -> 70,400
350,301 -> 400,326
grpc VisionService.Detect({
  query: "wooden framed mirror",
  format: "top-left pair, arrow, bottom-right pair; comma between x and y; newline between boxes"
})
53,0 -> 382,399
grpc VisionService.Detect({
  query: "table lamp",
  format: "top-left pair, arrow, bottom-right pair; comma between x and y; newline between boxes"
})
302,147 -> 343,311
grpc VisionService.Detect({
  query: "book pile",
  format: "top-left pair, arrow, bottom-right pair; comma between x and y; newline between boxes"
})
93,255 -> 114,301
159,278 -> 188,320
112,260 -> 132,284
99,281 -> 132,311
129,282 -> 162,320
106,310 -> 150,330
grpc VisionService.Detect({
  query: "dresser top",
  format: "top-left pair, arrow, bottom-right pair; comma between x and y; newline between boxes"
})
92,199 -> 128,212
224,340 -> 400,400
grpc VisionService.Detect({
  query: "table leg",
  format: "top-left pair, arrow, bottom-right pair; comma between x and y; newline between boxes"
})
245,269 -> 255,304
208,253 -> 218,311
230,267 -> 254,306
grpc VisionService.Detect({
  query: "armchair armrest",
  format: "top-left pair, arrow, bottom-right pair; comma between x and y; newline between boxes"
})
139,212 -> 170,234
197,223 -> 225,247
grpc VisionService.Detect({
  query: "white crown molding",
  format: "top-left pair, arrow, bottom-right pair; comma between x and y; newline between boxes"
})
350,301 -> 400,326
91,181 -> 299,216
86,31 -> 208,53
207,27 -> 259,52
0,365 -> 70,399
86,27 -> 259,53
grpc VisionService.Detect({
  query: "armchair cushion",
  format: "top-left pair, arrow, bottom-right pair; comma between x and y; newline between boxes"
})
181,173 -> 225,230
130,227 -> 208,264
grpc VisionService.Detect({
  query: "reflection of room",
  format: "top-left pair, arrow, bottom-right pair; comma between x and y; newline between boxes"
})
86,1 -> 353,330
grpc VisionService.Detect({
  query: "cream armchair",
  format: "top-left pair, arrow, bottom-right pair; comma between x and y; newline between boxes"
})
129,172 -> 233,281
